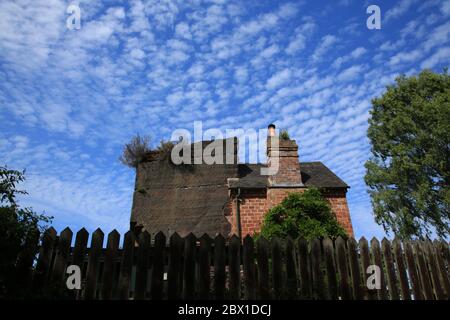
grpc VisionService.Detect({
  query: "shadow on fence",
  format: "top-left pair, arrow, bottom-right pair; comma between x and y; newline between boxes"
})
21,227 -> 450,300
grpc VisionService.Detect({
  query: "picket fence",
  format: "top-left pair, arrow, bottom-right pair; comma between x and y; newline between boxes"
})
24,227 -> 450,300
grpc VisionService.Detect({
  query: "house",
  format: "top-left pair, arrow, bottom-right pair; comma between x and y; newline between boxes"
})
130,124 -> 353,238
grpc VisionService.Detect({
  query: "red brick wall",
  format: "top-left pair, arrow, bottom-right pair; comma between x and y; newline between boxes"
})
323,189 -> 354,236
232,187 -> 354,237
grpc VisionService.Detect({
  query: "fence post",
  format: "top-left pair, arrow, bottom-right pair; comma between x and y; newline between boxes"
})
347,238 -> 363,299
271,237 -> 283,300
392,238 -> 410,300
214,234 -> 226,300
297,237 -> 311,299
404,241 -> 422,300
183,233 -> 196,299
199,234 -> 212,300
51,227 -> 73,294
135,231 -> 150,300
413,241 -> 434,300
423,241 -> 444,300
310,238 -> 324,299
335,237 -> 351,300
359,237 -> 376,300
381,238 -> 399,300
256,236 -> 270,299
370,237 -> 387,299
85,228 -> 104,300
323,237 -> 337,300
33,227 -> 57,293
168,233 -> 182,300
228,235 -> 241,299
243,235 -> 256,300
433,240 -> 450,299
101,230 -> 120,300
285,237 -> 298,299
116,230 -> 135,300
151,231 -> 166,300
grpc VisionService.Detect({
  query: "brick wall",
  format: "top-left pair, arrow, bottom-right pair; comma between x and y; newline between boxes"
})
233,187 -> 354,237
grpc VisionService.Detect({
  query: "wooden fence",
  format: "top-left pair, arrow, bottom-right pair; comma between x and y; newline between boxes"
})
25,227 -> 450,300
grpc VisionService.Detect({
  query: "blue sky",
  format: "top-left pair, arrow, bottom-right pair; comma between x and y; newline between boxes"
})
0,0 -> 449,238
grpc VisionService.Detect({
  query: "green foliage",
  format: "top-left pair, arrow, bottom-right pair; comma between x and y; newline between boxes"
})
0,166 -> 52,298
280,129 -> 290,140
365,70 -> 450,239
259,188 -> 347,240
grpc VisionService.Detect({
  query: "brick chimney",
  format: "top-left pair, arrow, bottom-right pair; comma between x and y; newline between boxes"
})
266,124 -> 303,186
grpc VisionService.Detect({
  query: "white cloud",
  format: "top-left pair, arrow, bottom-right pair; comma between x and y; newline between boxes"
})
266,68 -> 292,90
421,46 -> 450,68
312,35 -> 338,62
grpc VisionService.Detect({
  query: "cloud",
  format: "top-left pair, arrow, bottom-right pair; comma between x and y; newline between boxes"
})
312,35 -> 338,62
385,0 -> 419,22
421,46 -> 450,69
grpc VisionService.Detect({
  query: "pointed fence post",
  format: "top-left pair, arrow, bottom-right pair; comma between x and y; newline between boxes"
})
51,227 -> 73,293
228,235 -> 241,299
135,231 -> 150,300
404,241 -> 422,300
271,237 -> 283,300
335,237 -> 351,300
392,238 -> 410,300
370,237 -> 387,300
381,238 -> 399,300
168,233 -> 183,300
183,233 -> 196,299
297,237 -> 311,299
285,237 -> 298,299
310,238 -> 324,299
151,231 -> 166,300
347,238 -> 364,300
199,234 -> 212,300
243,235 -> 256,300
85,228 -> 104,300
33,227 -> 57,292
323,237 -> 338,300
214,234 -> 226,300
256,236 -> 270,299
101,230 -> 120,300
413,241 -> 434,300
116,230 -> 135,300
359,237 -> 377,300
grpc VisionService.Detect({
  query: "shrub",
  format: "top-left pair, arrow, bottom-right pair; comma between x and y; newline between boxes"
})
259,188 -> 347,240
119,134 -> 151,169
280,129 -> 290,140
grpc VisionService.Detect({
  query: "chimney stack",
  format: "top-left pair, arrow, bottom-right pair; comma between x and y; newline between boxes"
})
266,124 -> 303,186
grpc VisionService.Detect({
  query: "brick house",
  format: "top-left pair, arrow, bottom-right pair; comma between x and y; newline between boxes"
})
130,125 -> 353,238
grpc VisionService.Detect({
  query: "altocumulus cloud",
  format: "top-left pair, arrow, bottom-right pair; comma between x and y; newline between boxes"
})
0,0 -> 449,238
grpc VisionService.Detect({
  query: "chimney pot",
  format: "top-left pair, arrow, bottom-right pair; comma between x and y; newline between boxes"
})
268,124 -> 276,137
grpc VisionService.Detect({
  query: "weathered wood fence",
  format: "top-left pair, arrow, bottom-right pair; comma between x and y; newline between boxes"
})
26,227 -> 450,300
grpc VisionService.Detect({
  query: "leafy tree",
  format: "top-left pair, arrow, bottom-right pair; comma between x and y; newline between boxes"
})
365,70 -> 450,239
259,188 -> 347,240
0,166 -> 52,298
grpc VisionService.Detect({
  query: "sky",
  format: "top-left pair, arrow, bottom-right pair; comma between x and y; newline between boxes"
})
0,0 -> 449,239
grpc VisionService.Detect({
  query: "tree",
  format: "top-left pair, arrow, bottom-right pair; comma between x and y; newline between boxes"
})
259,188 -> 347,240
0,166 -> 52,297
365,70 -> 450,239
